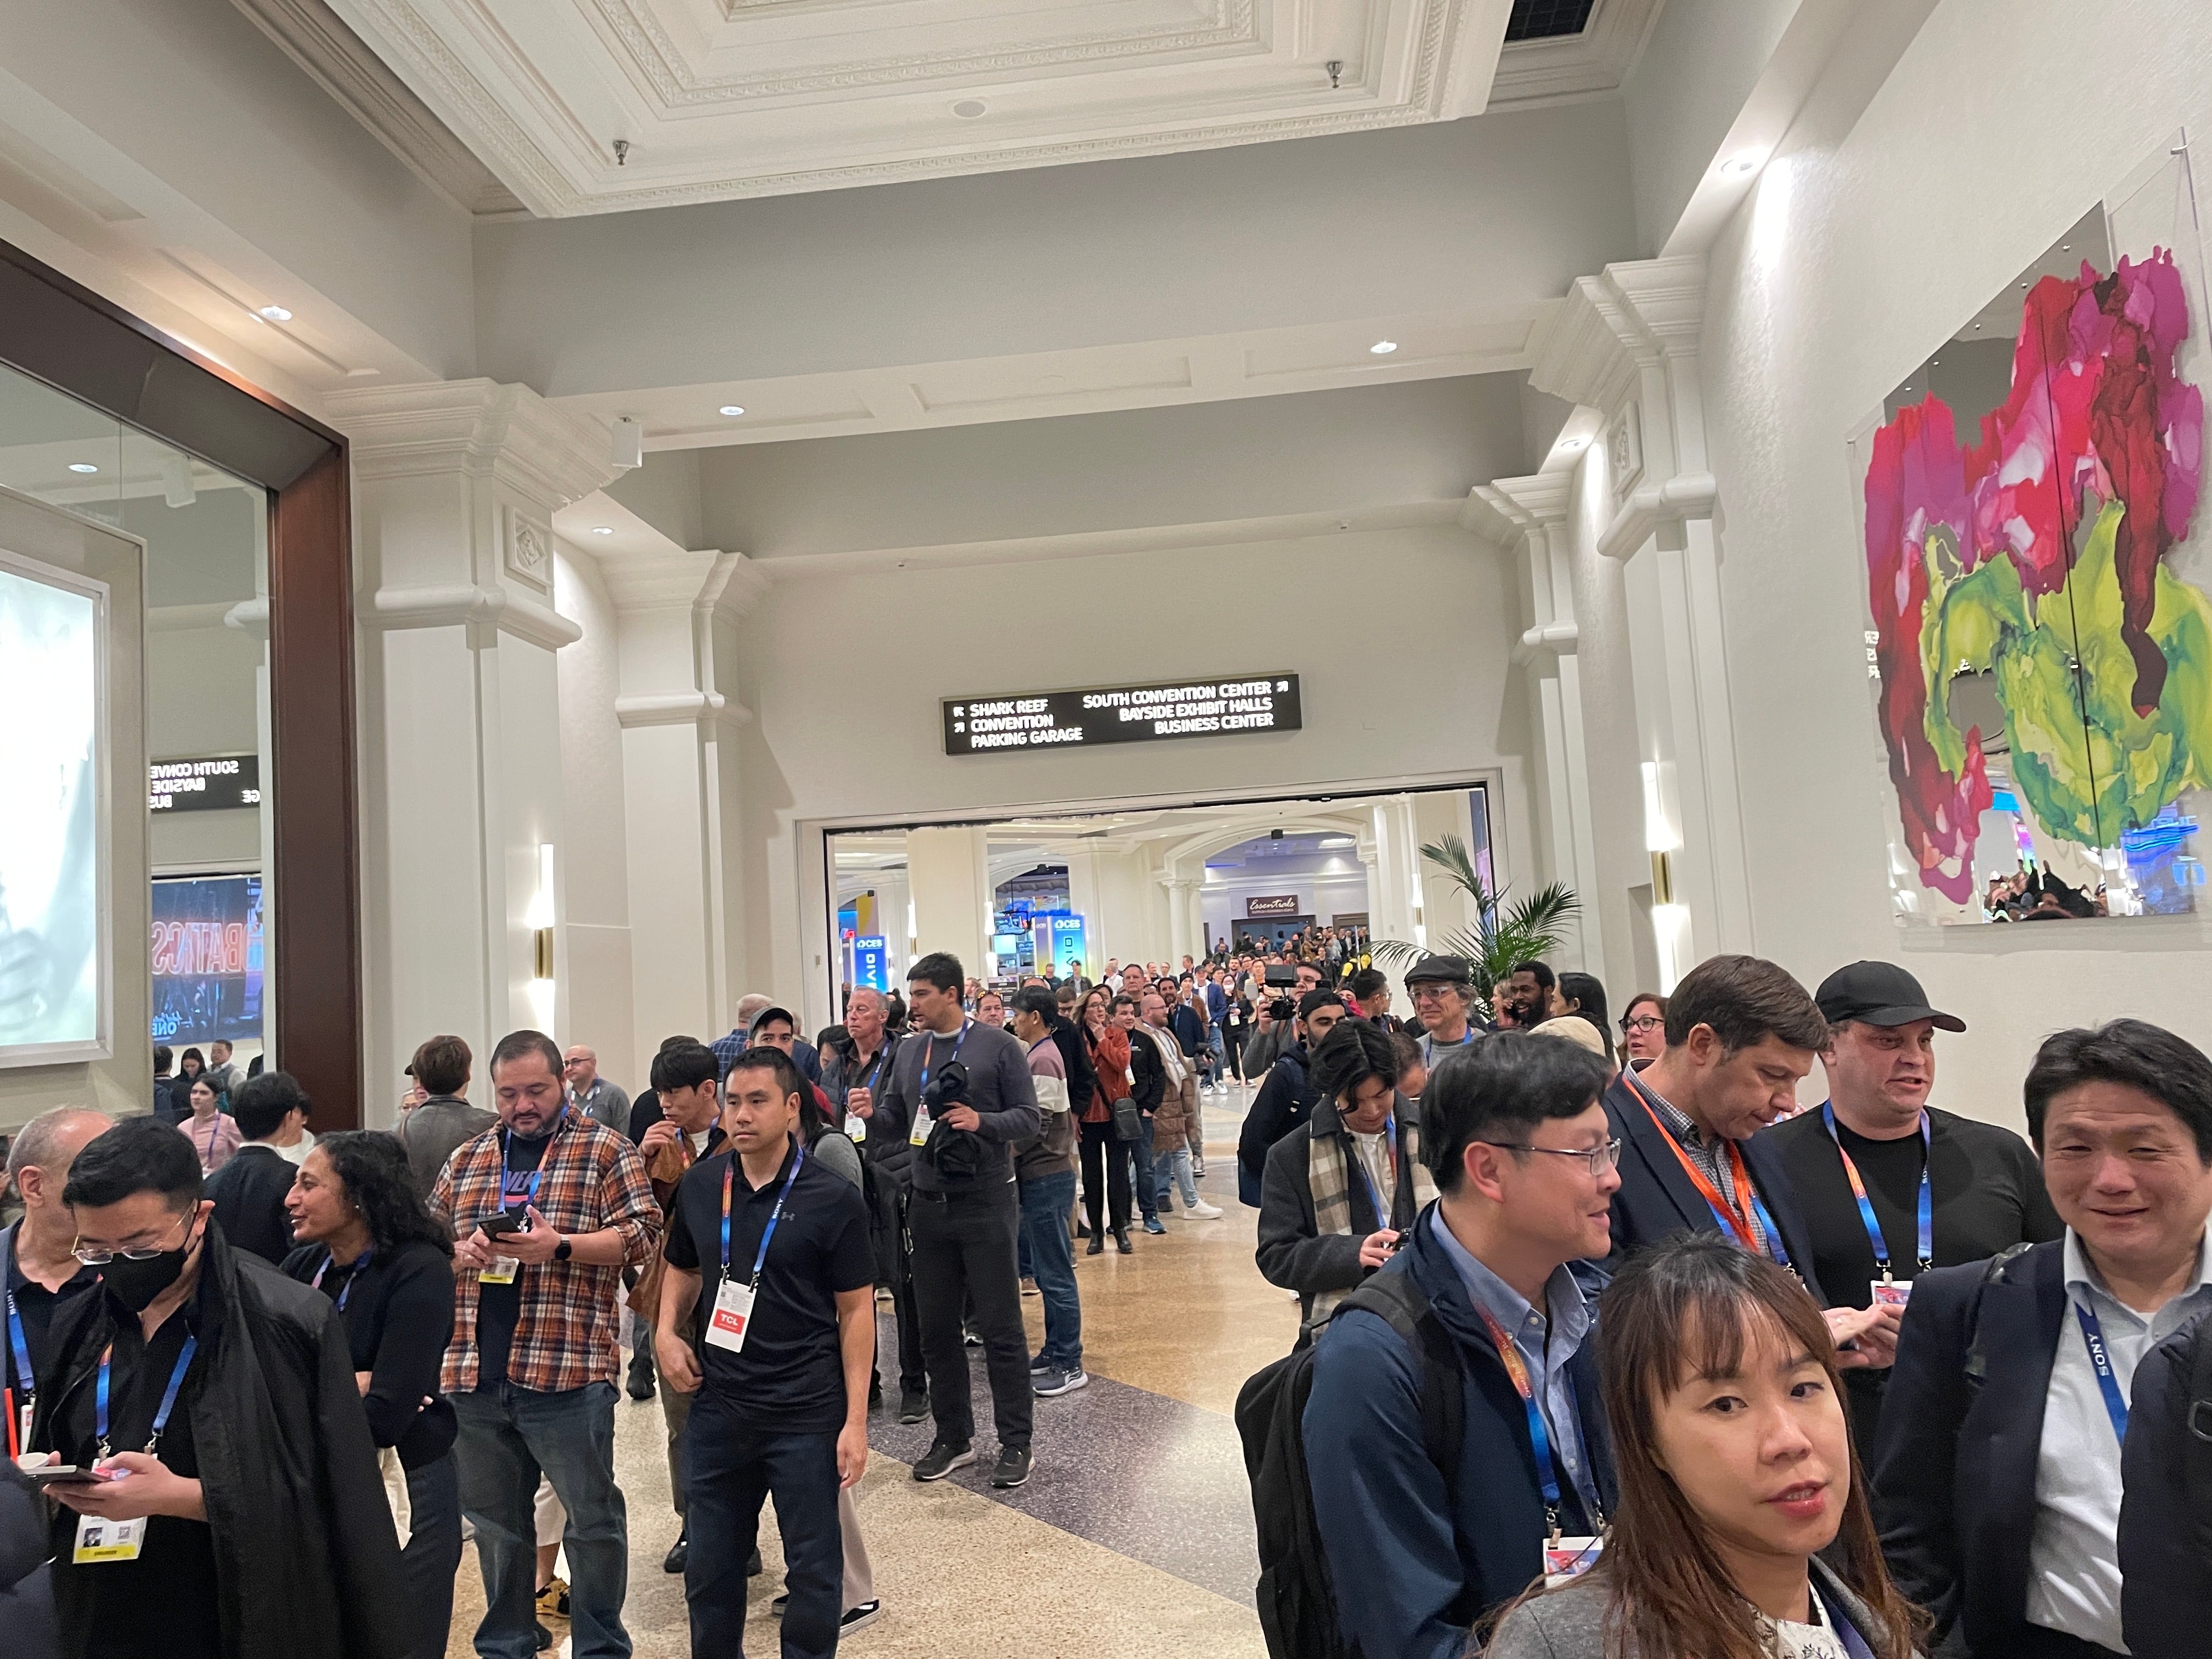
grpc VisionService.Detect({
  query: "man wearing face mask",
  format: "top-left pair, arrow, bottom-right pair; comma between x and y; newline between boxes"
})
31,1115 -> 405,1659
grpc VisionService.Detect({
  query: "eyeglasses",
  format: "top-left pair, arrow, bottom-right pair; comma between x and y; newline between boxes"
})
1477,1138 -> 1623,1177
1410,984 -> 1468,1001
1622,1015 -> 1663,1034
73,1209 -> 195,1266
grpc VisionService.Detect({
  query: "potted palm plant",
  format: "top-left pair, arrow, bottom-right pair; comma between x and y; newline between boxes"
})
1368,834 -> 1579,1007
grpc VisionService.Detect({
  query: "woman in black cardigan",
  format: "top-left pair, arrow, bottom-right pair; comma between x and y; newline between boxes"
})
283,1132 -> 459,1659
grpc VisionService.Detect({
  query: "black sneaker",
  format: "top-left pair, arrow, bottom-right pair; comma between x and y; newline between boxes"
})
662,1528 -> 687,1574
898,1387 -> 930,1425
842,1601 -> 883,1633
911,1440 -> 976,1481
990,1444 -> 1033,1488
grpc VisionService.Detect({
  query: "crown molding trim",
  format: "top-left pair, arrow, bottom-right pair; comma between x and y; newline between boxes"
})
325,379 -> 615,510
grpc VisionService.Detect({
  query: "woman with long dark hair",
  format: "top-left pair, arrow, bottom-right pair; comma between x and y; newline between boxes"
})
1485,1235 -> 1926,1659
1075,988 -> 1134,1255
283,1131 -> 460,1659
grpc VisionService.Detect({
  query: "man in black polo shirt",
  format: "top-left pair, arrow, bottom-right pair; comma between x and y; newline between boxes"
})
1764,960 -> 2061,1446
657,1047 -> 874,1659
851,951 -> 1041,1488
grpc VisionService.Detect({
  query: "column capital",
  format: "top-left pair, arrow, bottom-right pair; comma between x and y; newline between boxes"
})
325,378 -> 617,511
1528,255 -> 1707,412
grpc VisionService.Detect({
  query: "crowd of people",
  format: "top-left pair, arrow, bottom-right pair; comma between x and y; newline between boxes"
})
3,935 -> 2209,1659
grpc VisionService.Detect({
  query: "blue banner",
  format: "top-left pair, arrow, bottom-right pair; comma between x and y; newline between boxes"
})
853,935 -> 890,993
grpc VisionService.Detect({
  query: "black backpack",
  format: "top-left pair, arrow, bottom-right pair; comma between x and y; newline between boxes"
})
1234,1271 -> 1465,1659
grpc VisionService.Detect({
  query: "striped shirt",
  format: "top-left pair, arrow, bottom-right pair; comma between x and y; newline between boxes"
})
430,1107 -> 662,1395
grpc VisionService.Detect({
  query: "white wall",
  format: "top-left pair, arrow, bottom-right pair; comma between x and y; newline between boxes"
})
732,522 -> 1532,1030
1681,0 -> 2212,1127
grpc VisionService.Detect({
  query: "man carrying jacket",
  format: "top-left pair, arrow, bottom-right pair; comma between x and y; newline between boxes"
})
35,1115 -> 406,1659
1237,991 -> 1346,1207
1304,1034 -> 1620,1659
1257,1021 -> 1434,1333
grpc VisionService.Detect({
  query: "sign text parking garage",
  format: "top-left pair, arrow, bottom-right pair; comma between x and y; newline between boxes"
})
943,675 -> 1302,754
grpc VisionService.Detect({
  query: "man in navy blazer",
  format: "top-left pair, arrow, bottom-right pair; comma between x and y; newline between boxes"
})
1872,1019 -> 2212,1659
1596,953 -> 1900,1367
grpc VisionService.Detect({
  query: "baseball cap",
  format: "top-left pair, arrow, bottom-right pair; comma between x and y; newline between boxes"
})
748,1005 -> 800,1036
1813,962 -> 1965,1032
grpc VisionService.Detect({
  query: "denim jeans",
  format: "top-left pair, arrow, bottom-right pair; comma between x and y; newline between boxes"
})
684,1393 -> 842,1659
452,1381 -> 630,1659
402,1453 -> 464,1659
1017,1169 -> 1082,1370
1155,1144 -> 1199,1211
1128,1120 -> 1158,1218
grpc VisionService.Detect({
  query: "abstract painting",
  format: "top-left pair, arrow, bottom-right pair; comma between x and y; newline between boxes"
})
1860,151 -> 2212,924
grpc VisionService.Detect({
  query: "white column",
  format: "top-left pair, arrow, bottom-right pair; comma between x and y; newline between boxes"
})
907,825 -> 994,981
1161,877 -> 1192,964
1369,800 -> 1420,952
1466,472 -> 1607,974
1531,256 -> 1754,967
328,379 -> 614,1124
592,548 -> 766,1062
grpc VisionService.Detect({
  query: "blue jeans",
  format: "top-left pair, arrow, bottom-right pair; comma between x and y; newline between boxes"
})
685,1392 -> 842,1659
1018,1169 -> 1082,1370
1130,1120 -> 1158,1218
452,1381 -> 630,1659
1155,1144 -> 1199,1211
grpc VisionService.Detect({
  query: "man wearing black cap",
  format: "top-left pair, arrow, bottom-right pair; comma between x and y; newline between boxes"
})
1765,960 -> 2060,1446
1401,955 -> 1487,1072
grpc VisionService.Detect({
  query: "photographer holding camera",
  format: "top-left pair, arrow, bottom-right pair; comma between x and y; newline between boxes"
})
850,953 -> 1041,1488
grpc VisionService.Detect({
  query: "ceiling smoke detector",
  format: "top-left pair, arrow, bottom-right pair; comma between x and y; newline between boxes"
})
952,99 -> 987,119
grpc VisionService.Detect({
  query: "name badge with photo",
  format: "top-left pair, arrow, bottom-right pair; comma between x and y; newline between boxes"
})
1543,1535 -> 1603,1587
479,1256 -> 521,1285
706,1280 -> 757,1353
75,1511 -> 146,1564
1871,1279 -> 1913,1310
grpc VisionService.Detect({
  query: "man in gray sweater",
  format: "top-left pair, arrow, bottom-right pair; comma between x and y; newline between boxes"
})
852,952 -> 1040,1489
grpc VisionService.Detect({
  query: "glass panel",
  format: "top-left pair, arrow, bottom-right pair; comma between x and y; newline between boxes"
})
0,360 -> 275,1070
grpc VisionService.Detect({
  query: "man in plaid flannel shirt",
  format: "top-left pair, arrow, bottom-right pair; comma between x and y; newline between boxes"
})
432,1028 -> 661,1659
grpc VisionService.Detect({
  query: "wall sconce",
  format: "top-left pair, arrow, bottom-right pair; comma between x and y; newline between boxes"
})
1649,849 -> 1674,905
531,843 -> 555,985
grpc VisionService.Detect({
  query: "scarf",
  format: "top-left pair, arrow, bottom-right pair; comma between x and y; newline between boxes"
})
1307,1105 -> 1438,1318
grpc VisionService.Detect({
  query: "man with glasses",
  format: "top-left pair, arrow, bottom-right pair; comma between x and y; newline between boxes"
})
1304,1033 -> 1622,1658
1403,955 -> 1486,1074
1256,1022 -> 1435,1334
35,1114 -> 404,1658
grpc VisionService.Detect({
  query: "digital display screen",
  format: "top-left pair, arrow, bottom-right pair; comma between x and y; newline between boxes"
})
150,755 -> 260,814
943,674 -> 1301,755
0,558 -> 101,1059
150,874 -> 264,1046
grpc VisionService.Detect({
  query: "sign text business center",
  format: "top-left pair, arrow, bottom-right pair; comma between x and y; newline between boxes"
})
944,675 -> 1302,755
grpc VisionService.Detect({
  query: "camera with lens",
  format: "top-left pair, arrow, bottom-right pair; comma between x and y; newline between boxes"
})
922,1058 -> 970,1114
1267,996 -> 1297,1023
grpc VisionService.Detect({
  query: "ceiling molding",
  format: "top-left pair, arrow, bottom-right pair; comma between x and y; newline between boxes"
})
1484,0 -> 1662,108
325,377 -> 616,509
228,0 -> 524,215
323,0 -> 1511,216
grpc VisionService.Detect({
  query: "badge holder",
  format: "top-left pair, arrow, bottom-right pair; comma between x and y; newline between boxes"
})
706,1282 -> 757,1353
908,1107 -> 933,1148
1543,1533 -> 1604,1587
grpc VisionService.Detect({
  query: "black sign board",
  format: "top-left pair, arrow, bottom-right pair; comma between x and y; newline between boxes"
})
943,674 -> 1301,755
1246,894 -> 1302,918
150,755 -> 261,813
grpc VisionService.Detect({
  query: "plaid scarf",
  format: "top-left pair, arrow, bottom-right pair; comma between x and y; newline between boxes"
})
1307,1107 -> 1437,1319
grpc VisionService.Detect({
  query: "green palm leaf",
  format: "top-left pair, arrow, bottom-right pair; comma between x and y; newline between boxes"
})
1368,835 -> 1578,1000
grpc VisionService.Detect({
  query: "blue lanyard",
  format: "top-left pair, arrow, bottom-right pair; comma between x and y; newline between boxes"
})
2074,1300 -> 2130,1444
721,1139 -> 808,1287
1820,1104 -> 1932,1281
1471,1302 -> 1593,1538
311,1249 -> 372,1313
917,1022 -> 971,1097
4,1290 -> 28,1398
1810,1578 -> 1880,1659
96,1335 -> 198,1457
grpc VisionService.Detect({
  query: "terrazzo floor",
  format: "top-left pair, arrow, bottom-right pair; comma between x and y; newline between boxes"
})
445,1084 -> 1289,1658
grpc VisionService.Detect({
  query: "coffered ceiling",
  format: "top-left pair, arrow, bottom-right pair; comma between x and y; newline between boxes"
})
312,0 -> 1525,216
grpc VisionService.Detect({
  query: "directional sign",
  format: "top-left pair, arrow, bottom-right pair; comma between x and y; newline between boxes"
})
943,674 -> 1301,755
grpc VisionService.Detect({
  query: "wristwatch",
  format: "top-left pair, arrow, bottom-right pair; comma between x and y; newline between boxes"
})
552,1237 -> 573,1263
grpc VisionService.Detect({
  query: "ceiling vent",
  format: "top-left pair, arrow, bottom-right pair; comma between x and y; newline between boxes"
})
1504,0 -> 1598,42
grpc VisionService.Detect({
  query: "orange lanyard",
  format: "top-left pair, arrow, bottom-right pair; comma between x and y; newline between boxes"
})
1622,1074 -> 1770,1257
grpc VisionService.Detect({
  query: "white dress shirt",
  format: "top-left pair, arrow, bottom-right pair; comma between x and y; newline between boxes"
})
2025,1227 -> 2212,1652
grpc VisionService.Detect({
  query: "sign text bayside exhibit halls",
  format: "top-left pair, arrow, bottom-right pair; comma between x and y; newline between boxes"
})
943,675 -> 1302,755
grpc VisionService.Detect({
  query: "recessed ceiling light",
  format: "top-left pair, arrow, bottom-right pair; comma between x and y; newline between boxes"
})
719,404 -> 744,417
591,526 -> 614,535
952,99 -> 987,119
67,462 -> 98,473
1722,153 -> 1762,178
257,305 -> 292,321
1369,340 -> 1397,355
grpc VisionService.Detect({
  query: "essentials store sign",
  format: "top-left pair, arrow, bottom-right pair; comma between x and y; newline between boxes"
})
943,674 -> 1301,755
150,755 -> 260,813
1246,895 -> 1302,918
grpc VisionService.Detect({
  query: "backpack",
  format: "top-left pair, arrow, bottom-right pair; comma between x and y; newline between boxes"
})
1234,1271 -> 1464,1659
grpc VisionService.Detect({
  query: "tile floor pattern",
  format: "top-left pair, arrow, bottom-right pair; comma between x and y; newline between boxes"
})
446,1085 -> 1291,1657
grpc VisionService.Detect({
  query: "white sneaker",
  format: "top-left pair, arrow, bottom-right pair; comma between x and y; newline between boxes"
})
1187,1200 -> 1223,1218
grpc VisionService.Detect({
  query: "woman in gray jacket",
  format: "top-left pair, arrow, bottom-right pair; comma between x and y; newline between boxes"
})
1483,1238 -> 1926,1659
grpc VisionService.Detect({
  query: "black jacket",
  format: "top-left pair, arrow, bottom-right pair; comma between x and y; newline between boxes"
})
1237,1045 -> 1316,1209
1168,1003 -> 1206,1056
0,1461 -> 57,1659
836,1036 -> 910,1187
2119,1309 -> 2212,1659
1869,1239 -> 2065,1655
1046,1018 -> 1098,1127
1254,1091 -> 1423,1323
35,1222 -> 408,1659
1127,1027 -> 1166,1114
204,1145 -> 297,1265
1597,1072 -> 1827,1302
